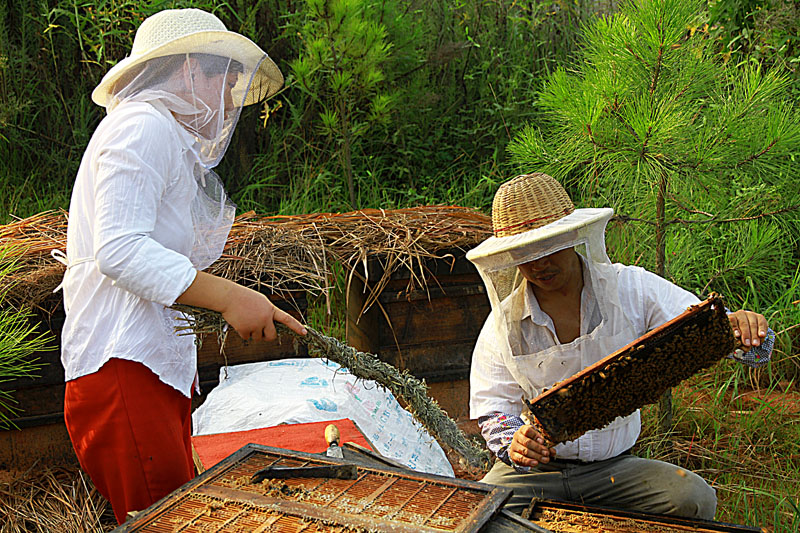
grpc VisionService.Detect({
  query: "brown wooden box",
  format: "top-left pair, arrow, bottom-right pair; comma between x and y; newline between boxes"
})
346,250 -> 490,422
524,499 -> 761,532
114,443 -> 512,532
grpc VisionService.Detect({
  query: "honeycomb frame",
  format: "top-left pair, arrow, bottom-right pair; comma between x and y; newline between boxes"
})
527,294 -> 737,444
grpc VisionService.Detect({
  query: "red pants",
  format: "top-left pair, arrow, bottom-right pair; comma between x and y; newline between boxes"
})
64,358 -> 195,524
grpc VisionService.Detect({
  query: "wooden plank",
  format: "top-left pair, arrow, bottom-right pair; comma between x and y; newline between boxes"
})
0,422 -> 77,471
377,292 -> 488,345
345,270 -> 382,355
1,383 -> 65,425
426,380 -> 471,420
376,342 -> 474,382
365,249 -> 482,282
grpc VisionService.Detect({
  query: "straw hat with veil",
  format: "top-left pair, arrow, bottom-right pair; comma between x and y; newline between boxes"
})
468,172 -> 614,300
88,8 -> 284,271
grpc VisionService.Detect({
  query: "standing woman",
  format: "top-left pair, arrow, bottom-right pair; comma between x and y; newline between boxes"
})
57,9 -> 306,524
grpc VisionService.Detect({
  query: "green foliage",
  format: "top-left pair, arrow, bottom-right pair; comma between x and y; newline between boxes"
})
0,246 -> 50,429
509,0 -> 800,307
509,0 -> 800,394
289,0 -> 396,209
2,0 -> 595,220
707,0 -> 800,97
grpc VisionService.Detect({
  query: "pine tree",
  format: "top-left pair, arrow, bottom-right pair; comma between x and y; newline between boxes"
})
290,0 -> 395,209
0,246 -> 48,428
507,0 -> 800,429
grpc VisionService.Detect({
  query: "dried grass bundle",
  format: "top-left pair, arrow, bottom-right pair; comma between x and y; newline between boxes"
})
218,206 -> 492,315
0,206 -> 491,314
208,224 -> 330,316
0,464 -> 113,532
0,211 -> 69,312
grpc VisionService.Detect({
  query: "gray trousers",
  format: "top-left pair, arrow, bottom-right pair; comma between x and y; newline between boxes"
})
481,454 -> 717,520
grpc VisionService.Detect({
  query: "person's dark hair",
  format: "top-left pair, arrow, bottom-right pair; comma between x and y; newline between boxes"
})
110,53 -> 245,95
193,53 -> 244,76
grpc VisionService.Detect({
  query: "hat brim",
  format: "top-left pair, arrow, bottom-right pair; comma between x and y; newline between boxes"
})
467,208 -> 614,268
92,30 -> 283,107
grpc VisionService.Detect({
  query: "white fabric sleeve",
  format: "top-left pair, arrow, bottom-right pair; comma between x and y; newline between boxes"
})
469,312 -> 526,419
616,264 -> 700,333
92,109 -> 197,307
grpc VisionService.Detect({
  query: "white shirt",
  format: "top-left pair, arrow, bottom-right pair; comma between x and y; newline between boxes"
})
60,101 -> 201,397
470,262 -> 699,461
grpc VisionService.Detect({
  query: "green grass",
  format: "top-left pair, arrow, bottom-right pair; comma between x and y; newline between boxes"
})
638,363 -> 800,532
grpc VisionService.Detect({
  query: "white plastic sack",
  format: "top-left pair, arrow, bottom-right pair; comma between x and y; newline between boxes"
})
192,358 -> 455,477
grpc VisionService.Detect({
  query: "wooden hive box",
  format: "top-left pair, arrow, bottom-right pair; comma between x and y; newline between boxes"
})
523,499 -> 762,532
0,291 -> 307,471
113,443 -> 512,532
345,249 -> 490,422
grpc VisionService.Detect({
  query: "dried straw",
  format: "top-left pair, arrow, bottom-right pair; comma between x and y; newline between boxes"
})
0,463 -> 114,532
0,206 -> 492,316
0,211 -> 69,312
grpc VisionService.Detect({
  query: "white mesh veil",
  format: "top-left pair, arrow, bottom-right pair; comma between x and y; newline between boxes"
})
467,209 -> 634,396
467,208 -> 614,307
104,52 -> 269,269
107,52 -> 264,168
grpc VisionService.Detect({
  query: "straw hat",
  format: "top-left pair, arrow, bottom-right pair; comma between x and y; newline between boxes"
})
492,173 -> 575,238
91,8 -> 283,107
466,172 -> 613,267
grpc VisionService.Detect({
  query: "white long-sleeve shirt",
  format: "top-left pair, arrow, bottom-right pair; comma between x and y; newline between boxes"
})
60,101 -> 201,397
471,262 -> 773,464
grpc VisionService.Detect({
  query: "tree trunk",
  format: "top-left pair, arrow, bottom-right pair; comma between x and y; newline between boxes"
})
655,170 -> 673,434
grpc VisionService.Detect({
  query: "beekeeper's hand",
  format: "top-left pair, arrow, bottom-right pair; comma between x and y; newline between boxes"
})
222,284 -> 307,341
509,424 -> 556,467
176,271 -> 307,341
728,310 -> 767,352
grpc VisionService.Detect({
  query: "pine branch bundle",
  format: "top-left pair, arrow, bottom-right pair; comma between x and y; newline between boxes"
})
173,304 -> 492,471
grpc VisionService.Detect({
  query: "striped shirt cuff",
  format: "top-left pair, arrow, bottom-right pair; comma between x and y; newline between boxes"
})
728,328 -> 774,367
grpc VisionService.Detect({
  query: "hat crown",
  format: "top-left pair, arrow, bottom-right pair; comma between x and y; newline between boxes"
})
492,173 -> 575,238
131,8 -> 227,56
